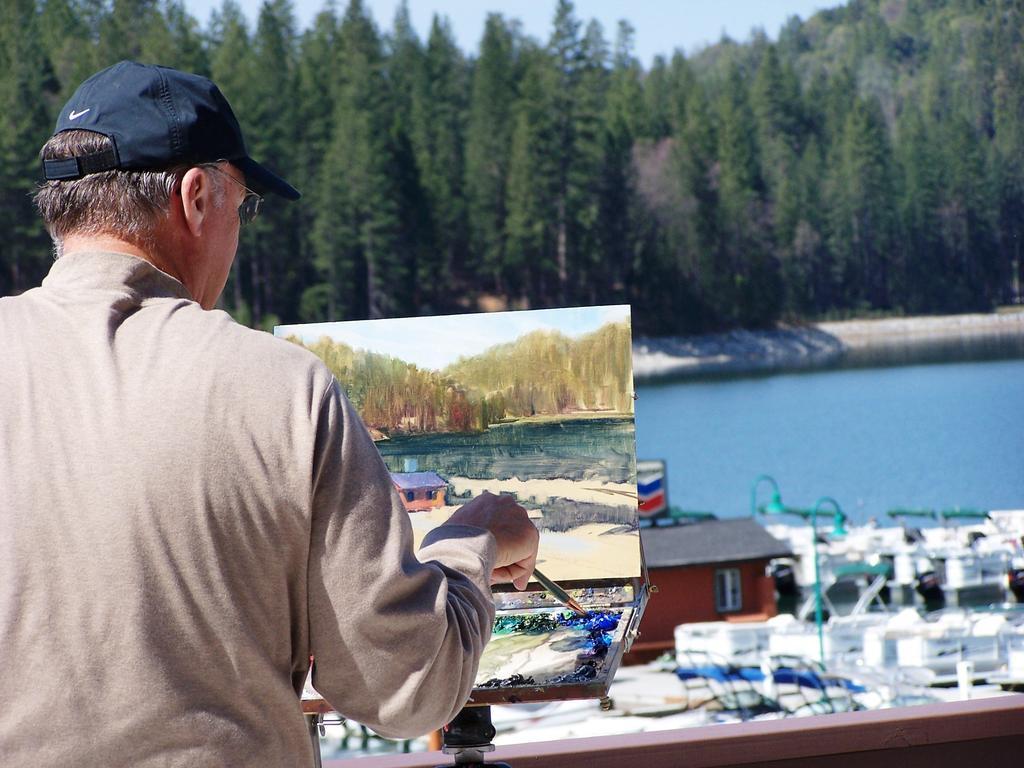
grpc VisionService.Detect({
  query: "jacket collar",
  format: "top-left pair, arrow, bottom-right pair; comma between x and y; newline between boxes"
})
41,251 -> 194,303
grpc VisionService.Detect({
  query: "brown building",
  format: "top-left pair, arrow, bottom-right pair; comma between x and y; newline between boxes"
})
628,518 -> 792,662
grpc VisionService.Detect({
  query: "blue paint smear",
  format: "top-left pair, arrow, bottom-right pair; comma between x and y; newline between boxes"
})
483,611 -> 622,688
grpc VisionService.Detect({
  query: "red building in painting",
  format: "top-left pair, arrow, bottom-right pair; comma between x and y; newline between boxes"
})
628,518 -> 792,662
390,471 -> 449,512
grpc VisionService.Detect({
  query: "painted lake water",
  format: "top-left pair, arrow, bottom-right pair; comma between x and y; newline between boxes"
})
376,417 -> 636,483
634,356 -> 1024,524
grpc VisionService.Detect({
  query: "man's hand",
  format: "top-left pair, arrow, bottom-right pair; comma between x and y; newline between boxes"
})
443,491 -> 540,590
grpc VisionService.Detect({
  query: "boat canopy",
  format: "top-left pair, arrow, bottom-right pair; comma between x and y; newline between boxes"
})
887,508 -> 937,521
939,508 -> 990,522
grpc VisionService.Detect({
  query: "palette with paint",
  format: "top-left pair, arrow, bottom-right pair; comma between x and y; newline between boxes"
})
469,584 -> 644,704
278,306 -> 650,706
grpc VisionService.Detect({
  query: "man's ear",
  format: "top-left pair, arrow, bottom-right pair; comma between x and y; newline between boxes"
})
178,167 -> 213,238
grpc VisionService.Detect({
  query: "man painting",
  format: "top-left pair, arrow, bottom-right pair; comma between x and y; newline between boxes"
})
0,61 -> 538,767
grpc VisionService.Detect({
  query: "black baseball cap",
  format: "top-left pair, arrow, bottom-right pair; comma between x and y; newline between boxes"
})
43,60 -> 300,200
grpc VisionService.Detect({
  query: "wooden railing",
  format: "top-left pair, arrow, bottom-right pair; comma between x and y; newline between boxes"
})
324,694 -> 1024,768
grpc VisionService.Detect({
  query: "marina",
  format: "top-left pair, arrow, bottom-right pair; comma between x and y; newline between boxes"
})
312,507 -> 1024,759
481,509 -> 1024,747
315,347 -> 1024,759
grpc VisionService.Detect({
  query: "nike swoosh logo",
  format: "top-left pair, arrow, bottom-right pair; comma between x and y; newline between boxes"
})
69,108 -> 90,120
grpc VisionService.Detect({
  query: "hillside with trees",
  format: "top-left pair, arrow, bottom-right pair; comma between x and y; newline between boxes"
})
443,322 -> 633,415
1,0 -> 1021,335
290,319 -> 632,433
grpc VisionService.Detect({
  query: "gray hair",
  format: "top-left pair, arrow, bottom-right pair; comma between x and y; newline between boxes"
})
34,130 -> 225,256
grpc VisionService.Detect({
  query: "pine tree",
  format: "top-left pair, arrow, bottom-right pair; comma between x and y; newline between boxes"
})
939,116 -> 999,310
293,5 -> 339,321
312,0 -> 404,320
383,1 -> 435,315
238,0 -> 300,328
607,22 -> 644,140
641,55 -> 672,140
547,0 -> 581,304
666,51 -> 697,132
504,43 -> 557,304
410,15 -> 467,309
674,75 -> 721,325
776,138 -> 826,314
896,105 -> 944,312
385,0 -> 422,117
828,96 -> 897,310
751,44 -> 803,196
599,22 -> 645,308
568,18 -> 609,304
464,13 -> 516,295
716,63 -> 778,326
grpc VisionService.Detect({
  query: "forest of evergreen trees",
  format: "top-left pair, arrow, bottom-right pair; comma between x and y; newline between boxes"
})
290,320 -> 632,434
1,0 -> 1022,335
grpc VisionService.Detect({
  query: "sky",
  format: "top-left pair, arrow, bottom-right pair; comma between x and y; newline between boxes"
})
182,1 -> 836,64
276,305 -> 630,370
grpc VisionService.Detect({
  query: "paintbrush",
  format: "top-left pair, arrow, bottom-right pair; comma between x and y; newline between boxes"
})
531,568 -> 588,617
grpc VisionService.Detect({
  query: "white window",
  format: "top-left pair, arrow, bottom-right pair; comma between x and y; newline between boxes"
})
715,568 -> 742,612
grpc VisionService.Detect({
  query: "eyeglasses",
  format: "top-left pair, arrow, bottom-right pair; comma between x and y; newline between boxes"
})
199,163 -> 263,225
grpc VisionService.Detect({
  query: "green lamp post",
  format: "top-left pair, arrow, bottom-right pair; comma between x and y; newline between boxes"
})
752,475 -> 847,667
805,496 -> 846,666
751,474 -> 786,518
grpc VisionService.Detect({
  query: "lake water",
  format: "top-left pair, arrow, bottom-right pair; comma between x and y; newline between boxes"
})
376,417 -> 635,483
634,357 -> 1024,524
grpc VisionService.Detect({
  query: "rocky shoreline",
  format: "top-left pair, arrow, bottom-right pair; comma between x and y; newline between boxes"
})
632,311 -> 1024,381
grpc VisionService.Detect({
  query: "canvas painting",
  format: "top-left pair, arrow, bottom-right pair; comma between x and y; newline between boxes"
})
276,306 -> 640,583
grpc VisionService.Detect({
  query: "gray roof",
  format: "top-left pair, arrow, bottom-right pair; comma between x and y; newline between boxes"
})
389,471 -> 447,491
641,518 -> 792,568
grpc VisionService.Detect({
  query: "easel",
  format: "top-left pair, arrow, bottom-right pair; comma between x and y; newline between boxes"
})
306,712 -> 325,768
304,705 -> 506,768
435,706 -> 509,768
303,692 -> 339,768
